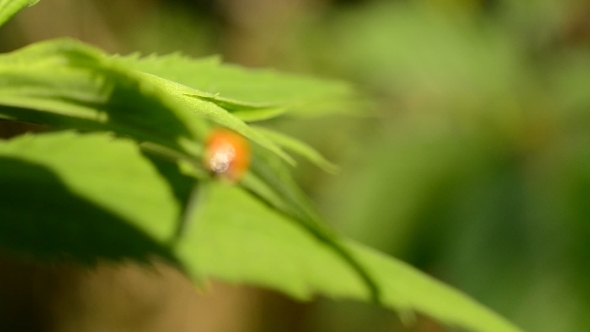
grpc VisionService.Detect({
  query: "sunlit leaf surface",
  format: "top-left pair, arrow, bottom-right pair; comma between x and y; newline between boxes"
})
0,132 -> 180,262
178,182 -> 523,332
0,2 -> 524,330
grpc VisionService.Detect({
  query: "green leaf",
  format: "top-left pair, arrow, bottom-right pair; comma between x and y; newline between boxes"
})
0,131 -> 181,263
0,38 -> 377,297
112,52 -> 356,116
0,39 -> 375,294
0,37 -> 521,331
253,125 -> 340,174
228,107 -> 287,122
0,131 -> 520,331
240,143 -> 380,302
0,39 -> 198,153
135,71 -> 295,164
0,38 -> 292,164
0,0 -> 38,28
176,182 -> 523,332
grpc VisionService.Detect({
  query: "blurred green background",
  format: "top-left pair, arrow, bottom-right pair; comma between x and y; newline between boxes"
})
2,0 -> 590,331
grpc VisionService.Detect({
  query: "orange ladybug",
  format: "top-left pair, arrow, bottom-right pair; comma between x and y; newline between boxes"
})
204,128 -> 251,182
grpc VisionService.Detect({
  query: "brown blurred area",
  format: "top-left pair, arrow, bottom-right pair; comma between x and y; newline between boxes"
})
0,253 -> 305,332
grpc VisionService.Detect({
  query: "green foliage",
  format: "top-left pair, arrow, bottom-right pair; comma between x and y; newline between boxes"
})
178,181 -> 519,332
0,0 -> 37,27
113,53 -> 354,112
252,125 -> 339,173
0,38 -> 290,163
0,2 -> 524,332
0,132 -> 179,262
309,1 -> 590,331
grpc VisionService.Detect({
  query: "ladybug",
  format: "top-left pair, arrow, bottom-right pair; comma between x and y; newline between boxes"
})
204,128 -> 251,182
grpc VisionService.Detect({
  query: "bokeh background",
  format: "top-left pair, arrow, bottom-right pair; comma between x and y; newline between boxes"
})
1,0 -> 590,331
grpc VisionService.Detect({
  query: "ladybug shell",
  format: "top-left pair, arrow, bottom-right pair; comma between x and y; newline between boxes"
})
204,128 -> 251,182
